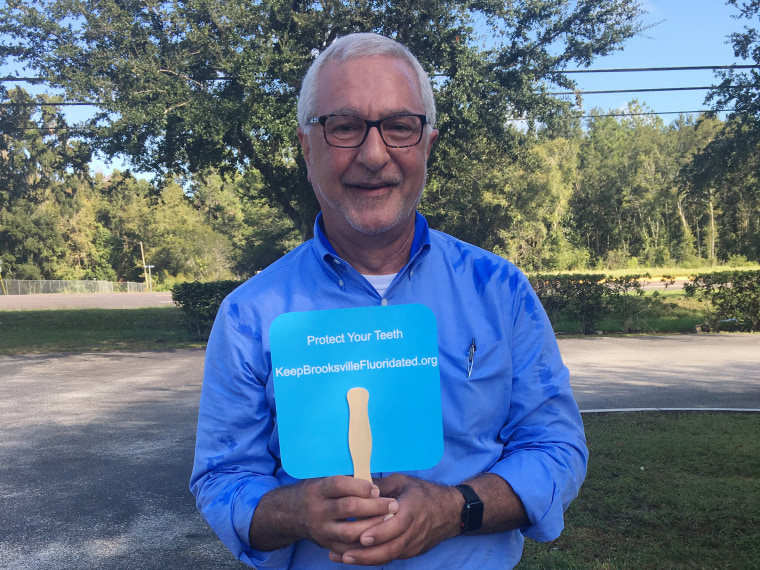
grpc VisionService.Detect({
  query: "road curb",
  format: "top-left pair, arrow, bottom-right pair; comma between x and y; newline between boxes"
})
580,407 -> 760,414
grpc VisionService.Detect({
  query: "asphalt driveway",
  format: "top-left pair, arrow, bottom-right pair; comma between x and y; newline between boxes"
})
1,335 -> 758,569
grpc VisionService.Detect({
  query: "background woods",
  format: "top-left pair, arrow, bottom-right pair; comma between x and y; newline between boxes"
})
1,0 -> 759,285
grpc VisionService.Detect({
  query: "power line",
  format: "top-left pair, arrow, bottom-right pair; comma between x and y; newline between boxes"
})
581,109 -> 730,118
0,101 -> 94,107
3,64 -> 759,85
560,65 -> 759,73
550,86 -> 716,96
0,85 -> 729,107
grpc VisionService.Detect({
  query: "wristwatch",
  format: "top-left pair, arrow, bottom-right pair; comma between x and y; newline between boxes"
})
455,484 -> 484,534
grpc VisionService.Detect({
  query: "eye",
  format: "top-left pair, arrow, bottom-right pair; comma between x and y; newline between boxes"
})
326,117 -> 364,137
384,120 -> 415,134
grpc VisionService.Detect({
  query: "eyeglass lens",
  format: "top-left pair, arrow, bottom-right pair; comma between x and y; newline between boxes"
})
323,115 -> 423,148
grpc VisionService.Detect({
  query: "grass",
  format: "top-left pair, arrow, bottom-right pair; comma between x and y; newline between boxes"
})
0,307 -> 203,354
517,412 -> 760,569
591,264 -> 760,279
552,290 -> 709,335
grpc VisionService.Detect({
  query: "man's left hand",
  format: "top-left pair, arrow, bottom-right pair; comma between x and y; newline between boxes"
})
328,473 -> 462,566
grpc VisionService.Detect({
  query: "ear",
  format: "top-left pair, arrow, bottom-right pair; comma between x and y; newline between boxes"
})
297,127 -> 313,182
424,129 -> 439,162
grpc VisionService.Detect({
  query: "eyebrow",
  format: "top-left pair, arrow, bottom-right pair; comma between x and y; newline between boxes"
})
322,107 -> 420,118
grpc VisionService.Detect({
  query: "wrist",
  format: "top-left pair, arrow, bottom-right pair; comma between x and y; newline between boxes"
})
454,483 -> 484,534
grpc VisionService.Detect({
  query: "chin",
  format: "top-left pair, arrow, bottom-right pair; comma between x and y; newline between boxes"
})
344,207 -> 413,236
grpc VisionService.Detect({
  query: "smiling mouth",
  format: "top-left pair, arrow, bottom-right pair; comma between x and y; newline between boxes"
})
345,181 -> 399,191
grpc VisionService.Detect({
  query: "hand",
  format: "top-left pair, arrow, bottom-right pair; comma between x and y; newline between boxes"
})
329,473 -> 461,566
300,476 -> 399,554
249,475 -> 398,554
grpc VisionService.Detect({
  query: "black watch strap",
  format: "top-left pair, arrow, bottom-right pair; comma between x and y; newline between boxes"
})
455,484 -> 484,534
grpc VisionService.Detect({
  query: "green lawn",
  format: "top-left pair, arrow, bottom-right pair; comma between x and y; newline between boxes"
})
518,412 -> 760,569
0,307 -> 202,354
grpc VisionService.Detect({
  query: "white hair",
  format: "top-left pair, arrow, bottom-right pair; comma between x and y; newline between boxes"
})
297,32 -> 436,128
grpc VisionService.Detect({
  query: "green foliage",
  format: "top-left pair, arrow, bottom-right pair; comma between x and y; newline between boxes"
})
171,280 -> 241,340
684,270 -> 760,331
0,0 -> 645,239
530,273 -> 650,334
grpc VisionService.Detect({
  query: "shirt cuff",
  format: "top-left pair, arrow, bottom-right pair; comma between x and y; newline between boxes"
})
490,452 -> 566,542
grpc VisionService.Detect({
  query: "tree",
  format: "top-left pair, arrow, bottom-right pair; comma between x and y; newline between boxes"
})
708,0 -> 760,129
0,88 -> 93,279
685,0 -> 760,263
1,0 -> 645,241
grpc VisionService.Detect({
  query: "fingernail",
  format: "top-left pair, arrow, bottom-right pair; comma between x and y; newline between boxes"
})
371,485 -> 380,498
329,552 -> 341,562
362,535 -> 375,546
344,556 -> 356,564
389,500 -> 399,512
383,512 -> 395,522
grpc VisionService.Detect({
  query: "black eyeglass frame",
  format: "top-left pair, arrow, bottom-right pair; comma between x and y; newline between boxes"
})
307,113 -> 428,148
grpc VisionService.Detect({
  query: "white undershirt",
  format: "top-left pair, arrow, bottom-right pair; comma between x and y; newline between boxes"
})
363,273 -> 397,297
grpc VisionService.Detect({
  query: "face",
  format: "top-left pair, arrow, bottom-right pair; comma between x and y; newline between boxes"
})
298,55 -> 438,239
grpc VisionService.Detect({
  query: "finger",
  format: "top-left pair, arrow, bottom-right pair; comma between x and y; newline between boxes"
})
325,513 -> 395,556
337,535 -> 407,567
374,473 -> 407,497
328,495 -> 398,521
319,475 -> 379,499
358,508 -> 404,547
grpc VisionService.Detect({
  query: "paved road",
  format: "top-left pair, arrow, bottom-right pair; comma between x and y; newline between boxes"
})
0,292 -> 174,311
1,336 -> 758,569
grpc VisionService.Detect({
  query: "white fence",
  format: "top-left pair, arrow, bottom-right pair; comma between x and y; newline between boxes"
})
0,279 -> 147,295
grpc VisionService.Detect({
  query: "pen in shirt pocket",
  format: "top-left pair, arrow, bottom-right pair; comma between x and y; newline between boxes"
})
467,337 -> 476,378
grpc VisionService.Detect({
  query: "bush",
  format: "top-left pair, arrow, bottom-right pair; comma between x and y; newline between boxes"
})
684,270 -> 760,332
530,273 -> 648,334
171,280 -> 241,340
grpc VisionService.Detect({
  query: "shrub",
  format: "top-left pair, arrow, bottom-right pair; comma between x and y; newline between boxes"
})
684,270 -> 760,332
171,280 -> 241,340
530,273 -> 648,334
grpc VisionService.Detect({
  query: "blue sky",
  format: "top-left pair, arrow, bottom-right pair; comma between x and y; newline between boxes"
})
569,0 -> 748,119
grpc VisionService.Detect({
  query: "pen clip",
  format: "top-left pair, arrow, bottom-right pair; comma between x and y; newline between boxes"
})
467,338 -> 476,378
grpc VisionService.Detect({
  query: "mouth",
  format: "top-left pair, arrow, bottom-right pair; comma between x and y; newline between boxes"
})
344,181 -> 400,191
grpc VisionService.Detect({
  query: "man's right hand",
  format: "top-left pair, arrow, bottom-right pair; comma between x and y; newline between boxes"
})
249,475 -> 399,555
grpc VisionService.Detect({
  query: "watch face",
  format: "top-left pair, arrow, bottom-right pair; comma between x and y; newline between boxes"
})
464,501 -> 484,533
457,485 -> 484,533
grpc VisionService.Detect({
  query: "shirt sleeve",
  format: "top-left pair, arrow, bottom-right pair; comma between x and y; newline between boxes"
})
488,274 -> 589,542
189,296 -> 295,569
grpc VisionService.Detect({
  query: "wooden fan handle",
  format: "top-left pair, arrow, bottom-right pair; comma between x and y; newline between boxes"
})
346,387 -> 372,482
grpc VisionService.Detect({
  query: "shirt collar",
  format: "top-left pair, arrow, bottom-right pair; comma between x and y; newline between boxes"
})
313,211 -> 431,268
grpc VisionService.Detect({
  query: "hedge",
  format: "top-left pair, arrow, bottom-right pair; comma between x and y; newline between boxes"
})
684,270 -> 760,332
529,273 -> 648,334
171,280 -> 241,340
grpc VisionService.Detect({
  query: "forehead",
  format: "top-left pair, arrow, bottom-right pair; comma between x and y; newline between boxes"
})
315,55 -> 423,117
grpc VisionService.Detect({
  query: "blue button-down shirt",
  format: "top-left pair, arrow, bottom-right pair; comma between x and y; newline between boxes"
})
191,212 -> 588,569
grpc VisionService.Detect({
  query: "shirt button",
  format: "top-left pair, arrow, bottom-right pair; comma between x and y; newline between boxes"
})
333,259 -> 341,265
338,280 -> 344,287
381,298 -> 388,306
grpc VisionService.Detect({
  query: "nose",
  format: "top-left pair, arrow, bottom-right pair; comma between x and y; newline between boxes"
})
355,124 -> 391,172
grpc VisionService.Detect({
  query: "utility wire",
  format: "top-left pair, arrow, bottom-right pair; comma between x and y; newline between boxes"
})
0,85 -> 730,107
559,65 -> 759,73
3,64 -> 759,84
550,86 -> 716,95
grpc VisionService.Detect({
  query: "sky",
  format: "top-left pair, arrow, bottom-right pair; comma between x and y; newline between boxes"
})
567,0 -> 748,119
1,0 -> 753,174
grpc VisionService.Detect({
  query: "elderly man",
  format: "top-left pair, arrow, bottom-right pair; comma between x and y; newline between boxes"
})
191,32 -> 588,569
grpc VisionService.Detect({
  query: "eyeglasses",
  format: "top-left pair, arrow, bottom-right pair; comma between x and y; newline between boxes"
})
308,113 -> 428,148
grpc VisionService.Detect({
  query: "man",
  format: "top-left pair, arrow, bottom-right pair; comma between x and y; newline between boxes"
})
191,32 -> 588,569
